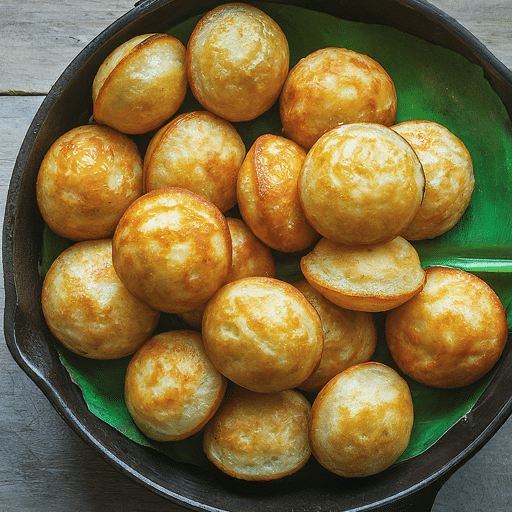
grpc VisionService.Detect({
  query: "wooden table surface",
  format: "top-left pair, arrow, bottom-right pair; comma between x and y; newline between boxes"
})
1,1 -> 511,511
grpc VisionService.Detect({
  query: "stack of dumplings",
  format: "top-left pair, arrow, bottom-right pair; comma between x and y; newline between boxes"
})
37,2 -> 507,484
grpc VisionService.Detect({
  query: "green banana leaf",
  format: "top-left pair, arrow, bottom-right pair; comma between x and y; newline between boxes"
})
42,2 -> 512,471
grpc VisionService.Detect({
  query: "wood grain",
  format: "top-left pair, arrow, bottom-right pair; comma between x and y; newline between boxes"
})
0,0 -> 138,93
428,0 -> 512,69
1,1 -> 511,511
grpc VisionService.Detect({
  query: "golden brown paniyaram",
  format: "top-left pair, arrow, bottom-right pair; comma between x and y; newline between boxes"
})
186,3 -> 289,122
92,33 -> 187,135
385,266 -> 508,389
293,279 -> 378,393
144,111 -> 246,212
36,124 -> 143,242
203,386 -> 311,481
237,133 -> 319,252
280,47 -> 397,149
42,239 -> 160,360
309,362 -> 414,478
223,217 -> 276,283
300,236 -> 426,312
125,330 -> 227,441
391,120 -> 475,240
298,123 -> 425,246
112,187 -> 232,314
202,277 -> 324,393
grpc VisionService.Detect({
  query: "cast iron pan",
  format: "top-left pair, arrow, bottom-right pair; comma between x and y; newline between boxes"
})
4,0 -> 512,511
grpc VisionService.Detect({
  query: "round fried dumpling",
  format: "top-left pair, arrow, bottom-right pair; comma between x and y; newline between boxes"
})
293,279 -> 378,393
112,187 -> 232,314
309,362 -> 414,478
385,266 -> 508,388
125,330 -> 227,441
237,134 -> 319,252
41,239 -> 160,359
391,120 -> 475,240
298,123 -> 425,246
204,386 -> 311,481
280,47 -> 397,149
36,125 -> 143,241
186,3 -> 289,122
202,277 -> 324,393
92,33 -> 187,134
301,236 -> 426,312
144,111 -> 246,212
178,217 -> 276,330
223,218 -> 276,283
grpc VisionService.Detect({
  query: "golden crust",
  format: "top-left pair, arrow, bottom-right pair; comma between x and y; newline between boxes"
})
391,120 -> 475,240
178,217 -> 276,330
125,330 -> 227,441
298,123 -> 425,246
112,187 -> 232,314
385,266 -> 509,388
203,386 -> 311,481
236,134 -> 319,252
224,217 -> 276,282
293,279 -> 378,392
280,47 -> 397,149
309,362 -> 414,478
36,125 -> 143,241
186,3 -> 289,122
41,239 -> 160,359
202,277 -> 324,393
144,111 -> 246,212
301,236 -> 426,312
93,33 -> 187,134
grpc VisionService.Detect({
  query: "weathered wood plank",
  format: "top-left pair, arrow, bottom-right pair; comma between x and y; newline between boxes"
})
0,96 -> 43,180
0,0 -> 136,93
428,0 -> 512,69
